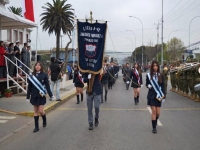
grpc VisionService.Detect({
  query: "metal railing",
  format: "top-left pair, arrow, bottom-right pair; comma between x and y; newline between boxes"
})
4,56 -> 33,94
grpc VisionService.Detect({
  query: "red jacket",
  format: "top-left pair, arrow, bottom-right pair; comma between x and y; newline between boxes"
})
0,46 -> 6,66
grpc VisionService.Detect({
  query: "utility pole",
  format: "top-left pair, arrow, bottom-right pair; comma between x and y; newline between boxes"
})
156,21 -> 159,61
161,0 -> 164,67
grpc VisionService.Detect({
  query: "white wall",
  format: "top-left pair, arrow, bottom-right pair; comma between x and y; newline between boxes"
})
1,28 -> 31,49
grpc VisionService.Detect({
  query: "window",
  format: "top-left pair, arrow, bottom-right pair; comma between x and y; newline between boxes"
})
7,29 -> 12,42
26,34 -> 29,43
13,30 -> 18,43
19,32 -> 23,44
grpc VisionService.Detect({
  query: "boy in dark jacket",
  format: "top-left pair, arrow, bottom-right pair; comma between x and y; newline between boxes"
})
84,73 -> 102,130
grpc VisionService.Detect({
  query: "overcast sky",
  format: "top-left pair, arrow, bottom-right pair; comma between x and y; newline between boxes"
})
8,0 -> 200,52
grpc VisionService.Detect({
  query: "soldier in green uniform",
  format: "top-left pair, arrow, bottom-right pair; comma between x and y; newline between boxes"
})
194,61 -> 200,102
182,69 -> 189,97
175,61 -> 181,94
162,61 -> 169,95
170,62 -> 176,92
188,64 -> 195,99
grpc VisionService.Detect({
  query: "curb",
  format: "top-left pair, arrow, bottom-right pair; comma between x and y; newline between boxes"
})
0,109 -> 17,115
17,86 -> 87,117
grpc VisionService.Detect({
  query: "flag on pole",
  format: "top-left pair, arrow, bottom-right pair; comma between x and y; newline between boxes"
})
22,0 -> 35,22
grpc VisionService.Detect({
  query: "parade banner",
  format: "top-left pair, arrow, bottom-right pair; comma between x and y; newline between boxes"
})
77,21 -> 107,74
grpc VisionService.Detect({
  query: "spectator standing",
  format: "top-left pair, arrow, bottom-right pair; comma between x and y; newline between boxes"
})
21,43 -> 30,75
67,63 -> 72,80
0,41 -> 7,78
14,41 -> 21,75
49,57 -> 63,101
8,43 -> 15,77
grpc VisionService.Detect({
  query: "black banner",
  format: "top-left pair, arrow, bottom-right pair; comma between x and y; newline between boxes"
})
77,21 -> 107,74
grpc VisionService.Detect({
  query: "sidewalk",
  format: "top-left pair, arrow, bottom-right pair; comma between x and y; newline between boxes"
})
0,80 -> 87,117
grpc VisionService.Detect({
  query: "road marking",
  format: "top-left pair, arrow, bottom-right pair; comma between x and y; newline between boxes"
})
0,116 -> 16,119
147,107 -> 163,126
58,108 -> 148,111
0,120 -> 8,123
58,107 -> 200,111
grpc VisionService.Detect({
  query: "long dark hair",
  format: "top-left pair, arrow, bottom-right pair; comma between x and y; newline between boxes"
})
33,62 -> 44,75
0,41 -> 4,47
150,60 -> 162,84
133,62 -> 141,75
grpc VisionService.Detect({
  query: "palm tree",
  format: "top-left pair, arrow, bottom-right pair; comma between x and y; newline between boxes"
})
40,0 -> 74,58
8,6 -> 23,17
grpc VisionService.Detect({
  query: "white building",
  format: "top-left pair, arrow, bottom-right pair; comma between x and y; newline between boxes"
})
1,28 -> 31,48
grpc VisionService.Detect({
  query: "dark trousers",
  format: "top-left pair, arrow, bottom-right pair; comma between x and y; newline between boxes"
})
0,66 -> 7,78
8,61 -> 15,76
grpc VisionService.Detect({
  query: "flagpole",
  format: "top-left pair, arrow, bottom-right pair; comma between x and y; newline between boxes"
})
35,26 -> 38,62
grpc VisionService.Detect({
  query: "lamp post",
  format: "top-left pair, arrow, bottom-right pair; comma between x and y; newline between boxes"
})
126,30 -> 136,62
126,38 -> 133,64
189,16 -> 200,50
129,16 -> 143,65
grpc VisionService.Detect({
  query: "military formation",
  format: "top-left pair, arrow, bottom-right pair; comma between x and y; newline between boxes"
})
169,60 -> 200,102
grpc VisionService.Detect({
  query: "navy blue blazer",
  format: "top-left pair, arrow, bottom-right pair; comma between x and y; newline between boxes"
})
146,73 -> 165,99
27,72 -> 53,100
83,73 -> 102,95
130,69 -> 143,84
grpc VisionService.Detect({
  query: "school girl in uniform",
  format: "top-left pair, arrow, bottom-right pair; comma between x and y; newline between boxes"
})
73,65 -> 84,104
27,62 -> 54,132
146,60 -> 165,133
130,63 -> 143,105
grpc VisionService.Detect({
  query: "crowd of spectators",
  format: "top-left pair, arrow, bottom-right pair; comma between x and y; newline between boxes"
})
0,40 -> 31,79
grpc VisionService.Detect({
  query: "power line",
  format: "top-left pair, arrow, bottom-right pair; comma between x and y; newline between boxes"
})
164,0 -> 192,21
164,0 -> 183,17
165,2 -> 200,26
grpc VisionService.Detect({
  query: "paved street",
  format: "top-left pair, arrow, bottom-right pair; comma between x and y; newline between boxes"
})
1,73 -> 200,150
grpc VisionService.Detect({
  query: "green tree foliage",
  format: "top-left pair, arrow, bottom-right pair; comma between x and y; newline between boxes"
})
8,6 -> 23,17
167,37 -> 185,61
40,0 -> 74,59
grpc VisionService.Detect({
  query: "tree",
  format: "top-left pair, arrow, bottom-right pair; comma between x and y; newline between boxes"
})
167,37 -> 185,61
8,6 -> 23,17
40,0 -> 74,59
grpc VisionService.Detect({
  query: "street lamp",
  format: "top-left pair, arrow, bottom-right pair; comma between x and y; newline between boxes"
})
129,16 -> 143,65
189,16 -> 200,50
126,38 -> 133,64
126,30 -> 136,62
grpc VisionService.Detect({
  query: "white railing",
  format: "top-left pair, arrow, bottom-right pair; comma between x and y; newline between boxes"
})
4,56 -> 33,94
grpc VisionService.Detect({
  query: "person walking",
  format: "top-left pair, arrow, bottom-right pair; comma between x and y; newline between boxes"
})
130,63 -> 143,105
73,65 -> 84,104
84,73 -> 102,130
49,57 -> 63,101
26,62 -> 54,132
146,60 -> 165,133
101,60 -> 109,103
124,63 -> 131,90
108,62 -> 115,89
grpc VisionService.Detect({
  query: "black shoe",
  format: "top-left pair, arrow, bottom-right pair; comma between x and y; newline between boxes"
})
105,97 -> 107,102
76,100 -> 80,104
134,98 -> 137,105
42,115 -> 47,127
33,128 -> 39,132
89,123 -> 93,130
56,99 -> 61,101
95,118 -> 99,127
152,128 -> 157,133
